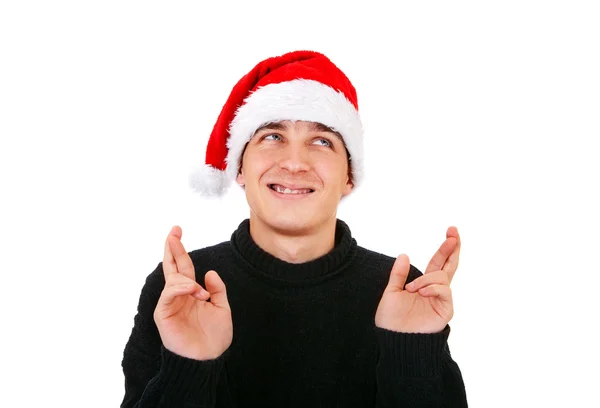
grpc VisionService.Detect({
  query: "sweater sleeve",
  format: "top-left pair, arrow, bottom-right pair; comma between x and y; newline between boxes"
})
120,264 -> 225,408
374,325 -> 468,408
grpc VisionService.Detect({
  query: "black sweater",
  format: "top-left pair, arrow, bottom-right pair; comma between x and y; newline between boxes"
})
121,219 -> 468,407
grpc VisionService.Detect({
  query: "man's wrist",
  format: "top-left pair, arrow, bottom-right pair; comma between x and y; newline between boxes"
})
375,325 -> 450,377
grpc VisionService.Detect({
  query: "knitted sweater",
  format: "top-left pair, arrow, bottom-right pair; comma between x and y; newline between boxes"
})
121,219 -> 468,407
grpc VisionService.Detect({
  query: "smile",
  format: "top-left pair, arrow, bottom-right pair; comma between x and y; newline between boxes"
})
268,184 -> 314,195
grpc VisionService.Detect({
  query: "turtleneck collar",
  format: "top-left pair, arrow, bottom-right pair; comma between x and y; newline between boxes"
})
230,218 -> 358,285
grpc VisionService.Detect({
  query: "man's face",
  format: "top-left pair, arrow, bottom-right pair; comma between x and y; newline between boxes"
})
236,120 -> 353,234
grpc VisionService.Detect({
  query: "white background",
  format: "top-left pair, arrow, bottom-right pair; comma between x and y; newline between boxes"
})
1,1 -> 598,407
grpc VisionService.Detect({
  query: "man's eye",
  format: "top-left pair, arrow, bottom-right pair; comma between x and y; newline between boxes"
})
263,134 -> 282,141
313,138 -> 332,147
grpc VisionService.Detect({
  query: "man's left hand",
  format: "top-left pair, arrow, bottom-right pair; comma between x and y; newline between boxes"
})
375,227 -> 461,334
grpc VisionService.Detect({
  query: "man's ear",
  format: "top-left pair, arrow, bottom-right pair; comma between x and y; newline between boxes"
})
236,171 -> 245,186
342,178 -> 354,196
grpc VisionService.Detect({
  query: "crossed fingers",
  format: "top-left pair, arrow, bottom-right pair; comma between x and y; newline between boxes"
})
163,226 -> 196,281
161,226 -> 208,302
405,226 -> 460,298
424,226 -> 461,282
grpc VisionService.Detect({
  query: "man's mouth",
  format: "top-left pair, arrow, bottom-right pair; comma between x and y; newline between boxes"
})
268,184 -> 314,195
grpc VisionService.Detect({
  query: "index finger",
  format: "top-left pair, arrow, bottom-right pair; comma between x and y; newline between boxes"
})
162,225 -> 182,279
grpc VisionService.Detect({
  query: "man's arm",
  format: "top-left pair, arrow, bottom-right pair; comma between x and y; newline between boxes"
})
375,326 -> 467,408
120,265 -> 224,408
374,226 -> 466,406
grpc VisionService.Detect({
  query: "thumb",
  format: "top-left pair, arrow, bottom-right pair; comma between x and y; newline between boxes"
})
386,254 -> 410,291
205,270 -> 230,309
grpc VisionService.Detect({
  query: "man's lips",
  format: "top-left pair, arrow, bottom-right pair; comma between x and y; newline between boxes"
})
268,184 -> 315,194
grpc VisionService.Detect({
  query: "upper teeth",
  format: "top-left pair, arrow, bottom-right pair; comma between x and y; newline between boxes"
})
272,185 -> 311,194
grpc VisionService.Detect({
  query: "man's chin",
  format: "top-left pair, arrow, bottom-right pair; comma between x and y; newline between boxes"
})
258,214 -> 318,236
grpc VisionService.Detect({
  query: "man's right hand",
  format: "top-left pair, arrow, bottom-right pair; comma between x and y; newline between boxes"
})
153,226 -> 233,360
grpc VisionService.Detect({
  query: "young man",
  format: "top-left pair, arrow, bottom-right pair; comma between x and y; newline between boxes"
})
121,50 -> 468,407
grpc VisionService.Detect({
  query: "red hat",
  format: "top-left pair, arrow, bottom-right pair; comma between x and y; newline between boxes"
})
188,50 -> 364,196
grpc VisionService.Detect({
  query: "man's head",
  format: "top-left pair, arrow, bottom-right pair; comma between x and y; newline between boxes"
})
235,119 -> 353,233
189,50 -> 364,199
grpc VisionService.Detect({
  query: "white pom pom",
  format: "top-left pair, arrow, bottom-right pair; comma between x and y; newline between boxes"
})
188,164 -> 230,196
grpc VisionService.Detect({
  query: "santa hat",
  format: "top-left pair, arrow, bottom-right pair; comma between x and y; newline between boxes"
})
188,50 -> 364,196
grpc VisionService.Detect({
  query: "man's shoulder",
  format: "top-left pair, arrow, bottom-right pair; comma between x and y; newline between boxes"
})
356,245 -> 423,280
188,239 -> 233,274
356,245 -> 398,271
357,245 -> 396,263
188,239 -> 232,263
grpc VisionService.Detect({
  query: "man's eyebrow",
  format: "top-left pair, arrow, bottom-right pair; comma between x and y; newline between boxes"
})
253,122 -> 289,134
310,122 -> 345,143
307,122 -> 339,135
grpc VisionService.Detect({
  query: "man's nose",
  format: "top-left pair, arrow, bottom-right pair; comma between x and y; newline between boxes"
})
277,145 -> 311,173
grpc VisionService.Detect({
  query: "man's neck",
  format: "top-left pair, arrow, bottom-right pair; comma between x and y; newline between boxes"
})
248,214 -> 337,264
